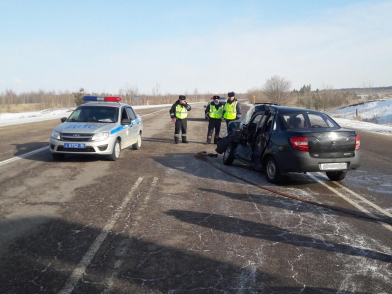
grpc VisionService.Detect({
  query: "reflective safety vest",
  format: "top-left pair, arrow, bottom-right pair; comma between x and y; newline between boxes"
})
223,101 -> 237,119
209,104 -> 224,119
175,104 -> 188,119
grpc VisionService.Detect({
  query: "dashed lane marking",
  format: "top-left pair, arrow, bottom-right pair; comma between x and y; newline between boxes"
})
104,177 -> 159,294
59,177 -> 144,294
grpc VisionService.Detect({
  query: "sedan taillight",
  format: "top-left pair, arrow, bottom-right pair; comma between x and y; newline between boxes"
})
355,134 -> 360,150
290,137 -> 309,151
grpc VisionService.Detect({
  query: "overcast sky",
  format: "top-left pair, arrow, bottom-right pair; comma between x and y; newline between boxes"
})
1,0 -> 391,95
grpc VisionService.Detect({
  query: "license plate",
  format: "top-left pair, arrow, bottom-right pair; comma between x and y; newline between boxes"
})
319,162 -> 347,170
64,143 -> 86,149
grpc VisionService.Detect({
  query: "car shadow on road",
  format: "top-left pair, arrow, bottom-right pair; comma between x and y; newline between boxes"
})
199,187 -> 392,226
0,216 -> 374,294
166,209 -> 392,264
10,142 -> 112,163
11,142 -> 49,157
152,152 -> 318,187
143,137 -> 207,145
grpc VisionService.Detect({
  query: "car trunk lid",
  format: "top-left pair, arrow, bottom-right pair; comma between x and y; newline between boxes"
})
290,129 -> 357,158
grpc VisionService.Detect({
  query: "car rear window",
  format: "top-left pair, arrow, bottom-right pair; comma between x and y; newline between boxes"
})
280,113 -> 337,129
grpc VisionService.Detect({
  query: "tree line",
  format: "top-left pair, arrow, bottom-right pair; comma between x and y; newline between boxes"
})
1,76 -> 389,112
245,75 -> 388,111
0,87 -> 220,110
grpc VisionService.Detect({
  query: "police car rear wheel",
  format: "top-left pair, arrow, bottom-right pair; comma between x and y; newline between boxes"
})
52,153 -> 65,161
132,133 -> 142,150
108,140 -> 121,161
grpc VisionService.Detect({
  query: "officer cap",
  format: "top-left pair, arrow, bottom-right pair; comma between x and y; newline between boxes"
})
213,95 -> 220,100
228,91 -> 235,97
179,95 -> 186,100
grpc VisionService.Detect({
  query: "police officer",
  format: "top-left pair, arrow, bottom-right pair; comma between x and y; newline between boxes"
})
223,91 -> 241,128
170,95 -> 192,144
205,95 -> 224,144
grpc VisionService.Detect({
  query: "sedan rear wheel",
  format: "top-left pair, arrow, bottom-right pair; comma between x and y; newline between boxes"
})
265,156 -> 282,184
326,171 -> 346,181
108,139 -> 121,161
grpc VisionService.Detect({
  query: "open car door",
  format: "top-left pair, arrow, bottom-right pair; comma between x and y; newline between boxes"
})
252,113 -> 275,170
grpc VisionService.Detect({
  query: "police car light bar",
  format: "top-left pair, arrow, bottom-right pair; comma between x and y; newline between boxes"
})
210,97 -> 226,100
83,96 -> 122,102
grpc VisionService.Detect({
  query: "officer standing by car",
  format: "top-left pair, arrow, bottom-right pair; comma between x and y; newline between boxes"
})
170,95 -> 192,144
223,91 -> 241,128
205,95 -> 224,144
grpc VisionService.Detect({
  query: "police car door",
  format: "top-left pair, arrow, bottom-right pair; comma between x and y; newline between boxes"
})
126,107 -> 139,145
120,107 -> 133,148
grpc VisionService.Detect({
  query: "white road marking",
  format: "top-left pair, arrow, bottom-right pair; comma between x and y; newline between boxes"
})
0,146 -> 49,167
308,173 -> 392,233
59,177 -> 144,294
104,177 -> 159,294
323,173 -> 392,219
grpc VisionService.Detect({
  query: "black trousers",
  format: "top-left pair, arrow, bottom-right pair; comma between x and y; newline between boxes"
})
207,118 -> 221,141
174,118 -> 187,136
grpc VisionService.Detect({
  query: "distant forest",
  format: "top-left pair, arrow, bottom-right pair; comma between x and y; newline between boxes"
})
338,86 -> 392,93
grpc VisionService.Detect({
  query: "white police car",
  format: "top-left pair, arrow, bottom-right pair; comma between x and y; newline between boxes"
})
49,96 -> 142,161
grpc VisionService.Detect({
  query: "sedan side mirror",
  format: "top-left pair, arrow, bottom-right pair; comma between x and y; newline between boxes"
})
61,117 -> 67,123
121,118 -> 131,125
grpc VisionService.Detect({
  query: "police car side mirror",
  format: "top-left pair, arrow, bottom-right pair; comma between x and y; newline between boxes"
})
204,105 -> 206,108
61,117 -> 67,123
121,118 -> 131,125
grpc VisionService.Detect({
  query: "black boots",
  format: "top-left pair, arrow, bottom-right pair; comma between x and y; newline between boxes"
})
175,136 -> 188,143
214,137 -> 219,144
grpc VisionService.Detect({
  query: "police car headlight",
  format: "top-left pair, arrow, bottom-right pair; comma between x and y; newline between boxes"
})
51,130 -> 60,140
91,132 -> 110,141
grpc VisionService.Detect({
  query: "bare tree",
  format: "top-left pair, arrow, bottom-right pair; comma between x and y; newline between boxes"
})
361,80 -> 373,100
152,82 -> 161,98
262,75 -> 292,104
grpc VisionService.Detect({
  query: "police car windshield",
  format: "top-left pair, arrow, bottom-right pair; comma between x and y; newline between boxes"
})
67,106 -> 119,123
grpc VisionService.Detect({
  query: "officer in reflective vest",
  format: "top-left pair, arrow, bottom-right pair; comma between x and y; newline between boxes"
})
223,91 -> 242,129
205,95 -> 224,144
170,95 -> 192,144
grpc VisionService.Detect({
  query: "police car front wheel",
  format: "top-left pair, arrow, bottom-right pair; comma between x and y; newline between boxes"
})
108,140 -> 121,161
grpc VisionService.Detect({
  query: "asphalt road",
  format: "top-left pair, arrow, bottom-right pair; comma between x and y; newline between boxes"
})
0,104 -> 391,294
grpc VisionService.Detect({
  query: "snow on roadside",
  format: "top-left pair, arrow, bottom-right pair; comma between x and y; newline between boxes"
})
0,109 -> 75,127
327,98 -> 392,136
332,118 -> 392,136
328,99 -> 392,125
